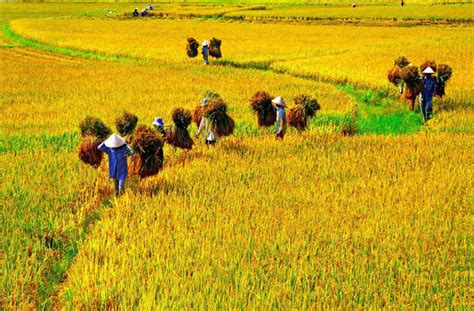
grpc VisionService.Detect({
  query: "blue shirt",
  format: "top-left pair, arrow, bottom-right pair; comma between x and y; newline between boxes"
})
202,46 -> 209,55
276,107 -> 286,134
98,143 -> 131,180
421,76 -> 437,102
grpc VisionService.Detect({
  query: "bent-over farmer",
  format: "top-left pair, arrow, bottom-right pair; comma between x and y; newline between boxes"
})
98,133 -> 132,197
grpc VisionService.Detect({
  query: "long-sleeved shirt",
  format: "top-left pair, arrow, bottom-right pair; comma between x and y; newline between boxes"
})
421,76 -> 437,102
276,107 -> 287,135
197,117 -> 216,142
98,143 -> 132,180
202,46 -> 209,55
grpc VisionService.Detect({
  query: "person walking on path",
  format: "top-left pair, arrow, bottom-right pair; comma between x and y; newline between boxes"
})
202,40 -> 210,65
420,67 -> 437,122
273,96 -> 287,140
195,98 -> 217,146
98,133 -> 132,197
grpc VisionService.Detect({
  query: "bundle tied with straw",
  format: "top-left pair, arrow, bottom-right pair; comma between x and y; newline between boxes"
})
115,111 -> 138,137
287,94 -> 321,132
79,116 -> 112,140
401,65 -> 423,100
78,135 -> 103,168
186,37 -> 200,58
130,125 -> 164,179
250,91 -> 276,127
209,38 -> 222,59
435,64 -> 453,97
205,98 -> 235,137
166,108 -> 194,150
388,56 -> 410,86
78,116 -> 112,168
193,91 -> 221,126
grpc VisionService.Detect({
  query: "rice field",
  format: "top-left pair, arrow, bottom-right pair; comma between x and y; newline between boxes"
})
1,2 -> 473,309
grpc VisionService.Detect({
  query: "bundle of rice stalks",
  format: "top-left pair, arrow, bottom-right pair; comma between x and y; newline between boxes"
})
250,91 -> 276,127
186,37 -> 199,58
78,136 -> 103,168
130,125 -> 164,179
387,67 -> 402,86
394,56 -> 410,69
294,94 -> 320,118
209,37 -> 222,59
166,108 -> 194,150
420,60 -> 437,73
204,90 -> 221,99
79,116 -> 112,140
115,111 -> 138,137
435,64 -> 453,97
287,106 -> 307,132
193,105 -> 206,127
401,65 -> 423,99
205,99 -> 235,137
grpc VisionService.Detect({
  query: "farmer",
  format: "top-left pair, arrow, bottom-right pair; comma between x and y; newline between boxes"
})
132,8 -> 139,16
273,96 -> 287,140
202,40 -> 210,65
195,98 -> 216,146
153,117 -> 167,139
148,3 -> 153,10
141,8 -> 148,17
420,67 -> 437,122
98,133 -> 132,197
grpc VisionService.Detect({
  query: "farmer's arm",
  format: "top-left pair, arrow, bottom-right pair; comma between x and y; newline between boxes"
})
195,117 -> 205,137
125,144 -> 133,157
98,142 -> 109,153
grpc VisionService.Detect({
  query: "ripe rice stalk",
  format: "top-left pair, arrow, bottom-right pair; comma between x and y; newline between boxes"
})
193,105 -> 206,127
78,135 -> 103,168
166,108 -> 194,150
294,94 -> 320,118
204,90 -> 221,100
250,91 -> 276,127
79,116 -> 112,140
115,111 -> 138,137
186,37 -> 199,58
394,56 -> 410,69
435,64 -> 453,97
387,67 -> 402,86
287,106 -> 307,132
130,125 -> 164,179
209,37 -> 222,59
401,65 -> 423,98
205,98 -> 234,137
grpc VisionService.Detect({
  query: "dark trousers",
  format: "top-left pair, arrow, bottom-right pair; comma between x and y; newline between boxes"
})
113,178 -> 125,196
420,99 -> 433,121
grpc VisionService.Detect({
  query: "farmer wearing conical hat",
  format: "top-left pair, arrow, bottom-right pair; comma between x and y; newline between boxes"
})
273,96 -> 287,140
195,98 -> 217,146
202,40 -> 210,65
98,133 -> 132,196
420,67 -> 437,122
153,117 -> 167,139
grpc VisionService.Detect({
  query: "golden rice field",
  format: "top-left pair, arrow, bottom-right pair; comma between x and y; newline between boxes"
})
1,2 -> 473,309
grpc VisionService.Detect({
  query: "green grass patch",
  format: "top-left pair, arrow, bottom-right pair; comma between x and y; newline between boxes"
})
0,132 -> 79,154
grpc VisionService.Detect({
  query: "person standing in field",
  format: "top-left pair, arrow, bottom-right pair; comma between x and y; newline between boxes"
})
420,67 -> 437,122
202,40 -> 210,65
98,133 -> 132,197
148,3 -> 153,10
273,96 -> 287,140
141,8 -> 148,17
195,98 -> 217,146
132,8 -> 139,17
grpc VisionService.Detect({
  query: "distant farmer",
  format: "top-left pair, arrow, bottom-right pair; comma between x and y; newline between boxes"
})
141,8 -> 148,17
98,133 -> 132,197
401,0 -> 405,6
132,8 -> 139,17
153,117 -> 167,139
420,67 -> 437,122
202,40 -> 210,65
352,3 -> 357,8
273,96 -> 287,140
148,3 -> 153,10
195,98 -> 217,146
